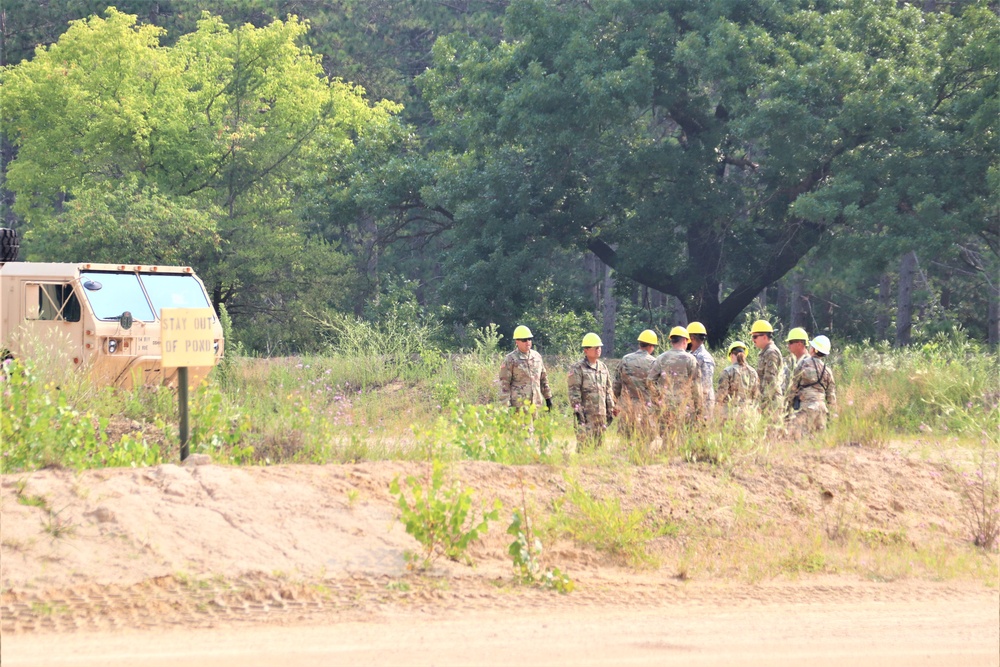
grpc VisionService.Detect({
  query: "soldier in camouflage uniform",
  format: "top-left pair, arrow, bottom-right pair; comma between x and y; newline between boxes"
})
613,329 -> 658,441
686,322 -> 716,416
751,319 -> 784,415
787,335 -> 837,436
498,325 -> 552,411
568,332 -> 616,448
646,326 -> 703,433
716,341 -> 760,419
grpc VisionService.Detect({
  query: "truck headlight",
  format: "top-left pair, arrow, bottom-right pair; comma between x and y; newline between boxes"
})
106,338 -> 118,354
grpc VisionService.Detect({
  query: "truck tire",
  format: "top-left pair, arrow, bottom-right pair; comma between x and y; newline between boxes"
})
0,227 -> 19,262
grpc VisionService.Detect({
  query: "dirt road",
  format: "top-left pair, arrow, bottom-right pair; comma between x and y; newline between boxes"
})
3,588 -> 998,667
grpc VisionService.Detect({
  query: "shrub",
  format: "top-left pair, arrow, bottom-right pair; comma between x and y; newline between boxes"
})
390,459 -> 500,569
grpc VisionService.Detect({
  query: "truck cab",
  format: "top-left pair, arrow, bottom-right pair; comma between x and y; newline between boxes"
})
0,259 -> 224,388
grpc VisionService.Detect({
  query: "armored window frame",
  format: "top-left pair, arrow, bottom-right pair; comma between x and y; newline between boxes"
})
26,282 -> 81,322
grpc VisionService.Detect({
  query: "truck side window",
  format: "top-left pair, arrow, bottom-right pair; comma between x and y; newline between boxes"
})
30,283 -> 81,322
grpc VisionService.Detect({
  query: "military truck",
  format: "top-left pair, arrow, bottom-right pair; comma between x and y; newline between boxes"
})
0,227 -> 223,388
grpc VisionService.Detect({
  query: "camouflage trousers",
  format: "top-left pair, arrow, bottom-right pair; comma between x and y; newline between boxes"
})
615,401 -> 656,444
575,421 -> 607,449
787,404 -> 828,437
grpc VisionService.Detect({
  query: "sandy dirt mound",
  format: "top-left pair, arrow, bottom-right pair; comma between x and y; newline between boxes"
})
1,445 -> 997,640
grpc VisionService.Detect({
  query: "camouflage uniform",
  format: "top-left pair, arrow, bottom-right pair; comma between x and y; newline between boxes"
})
690,345 -> 716,413
716,363 -> 760,422
756,341 -> 784,413
613,349 -> 656,440
498,349 -> 552,410
568,358 -> 615,447
786,356 -> 837,435
646,349 -> 703,431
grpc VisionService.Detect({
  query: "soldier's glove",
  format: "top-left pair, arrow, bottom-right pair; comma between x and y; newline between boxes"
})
606,414 -> 614,426
545,398 -> 553,411
574,411 -> 584,425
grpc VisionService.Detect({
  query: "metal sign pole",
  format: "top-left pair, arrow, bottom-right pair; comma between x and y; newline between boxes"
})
178,366 -> 190,461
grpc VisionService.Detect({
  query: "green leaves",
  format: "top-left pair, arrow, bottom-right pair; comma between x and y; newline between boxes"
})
1,7 -> 401,352
390,459 -> 500,569
419,0 -> 998,340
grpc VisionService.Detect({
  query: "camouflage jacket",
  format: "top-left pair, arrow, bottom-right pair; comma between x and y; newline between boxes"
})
691,345 -> 716,404
568,358 -> 615,423
646,349 -> 703,414
498,349 -> 551,408
787,356 -> 837,413
717,363 -> 760,405
613,349 -> 655,404
756,341 -> 784,406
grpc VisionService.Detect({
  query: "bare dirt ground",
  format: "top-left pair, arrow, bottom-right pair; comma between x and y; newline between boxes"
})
2,445 -> 998,665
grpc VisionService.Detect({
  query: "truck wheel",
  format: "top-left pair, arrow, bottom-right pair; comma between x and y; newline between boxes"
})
0,228 -> 18,262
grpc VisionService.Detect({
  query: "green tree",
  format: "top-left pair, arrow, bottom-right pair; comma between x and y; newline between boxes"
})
1,8 -> 401,351
418,0 -> 998,344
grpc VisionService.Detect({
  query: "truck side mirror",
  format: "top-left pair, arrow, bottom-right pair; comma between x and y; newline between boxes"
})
120,311 -> 133,330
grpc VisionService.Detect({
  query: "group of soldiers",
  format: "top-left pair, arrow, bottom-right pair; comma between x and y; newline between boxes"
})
497,320 -> 837,448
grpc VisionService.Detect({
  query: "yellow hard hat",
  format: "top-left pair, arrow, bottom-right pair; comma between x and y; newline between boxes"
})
686,321 -> 707,335
512,325 -> 533,340
750,319 -> 774,334
810,335 -> 831,356
727,341 -> 747,356
581,332 -> 603,348
668,326 -> 689,339
786,327 -> 809,342
637,329 -> 658,345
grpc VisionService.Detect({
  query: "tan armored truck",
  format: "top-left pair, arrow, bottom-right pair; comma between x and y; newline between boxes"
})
0,228 -> 223,388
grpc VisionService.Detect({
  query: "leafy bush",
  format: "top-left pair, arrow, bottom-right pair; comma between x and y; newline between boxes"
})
1,358 -> 163,471
389,460 -> 500,569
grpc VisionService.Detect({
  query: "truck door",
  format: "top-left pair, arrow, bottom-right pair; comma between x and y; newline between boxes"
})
22,281 -> 86,367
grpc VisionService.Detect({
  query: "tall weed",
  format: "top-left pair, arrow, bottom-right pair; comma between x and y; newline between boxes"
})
547,476 -> 676,567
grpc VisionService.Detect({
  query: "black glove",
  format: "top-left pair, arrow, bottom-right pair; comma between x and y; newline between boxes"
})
606,414 -> 614,426
574,411 -> 584,425
545,398 -> 553,411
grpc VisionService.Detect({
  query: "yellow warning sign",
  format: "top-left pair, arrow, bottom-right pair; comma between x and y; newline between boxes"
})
160,308 -> 217,367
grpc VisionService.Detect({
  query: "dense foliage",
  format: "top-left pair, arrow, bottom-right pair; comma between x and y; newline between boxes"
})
1,1 -> 996,351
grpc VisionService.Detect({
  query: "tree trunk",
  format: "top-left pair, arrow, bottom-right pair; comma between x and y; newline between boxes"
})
895,251 -> 918,348
601,265 -> 616,358
876,273 -> 892,342
790,271 -> 809,329
989,282 -> 999,348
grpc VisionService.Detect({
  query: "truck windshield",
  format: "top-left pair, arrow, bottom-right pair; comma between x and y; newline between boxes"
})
140,274 -> 213,314
80,272 -> 156,322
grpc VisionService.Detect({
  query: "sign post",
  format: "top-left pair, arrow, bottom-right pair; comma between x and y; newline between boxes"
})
161,307 -> 216,461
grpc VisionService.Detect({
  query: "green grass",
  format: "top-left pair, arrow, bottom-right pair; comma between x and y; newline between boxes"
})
2,331 -> 997,473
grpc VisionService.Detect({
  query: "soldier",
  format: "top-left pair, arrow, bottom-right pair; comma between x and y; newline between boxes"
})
751,319 -> 784,415
785,327 -> 810,371
686,322 -> 716,413
716,341 -> 760,418
613,329 -> 658,441
787,335 -> 838,436
498,325 -> 552,412
568,332 -> 616,448
647,326 -> 703,433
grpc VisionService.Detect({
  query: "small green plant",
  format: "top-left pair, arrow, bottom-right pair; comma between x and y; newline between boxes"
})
506,470 -> 573,593
345,488 -> 360,509
508,510 -> 574,593
41,507 -> 75,539
389,459 -> 500,569
449,402 -> 559,464
16,492 -> 49,510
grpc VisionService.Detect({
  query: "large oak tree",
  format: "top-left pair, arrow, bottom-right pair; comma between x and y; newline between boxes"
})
418,0 -> 998,343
